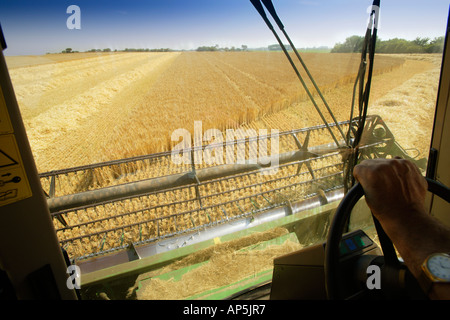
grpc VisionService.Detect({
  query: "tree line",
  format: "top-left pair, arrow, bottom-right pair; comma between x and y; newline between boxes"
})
60,47 -> 173,53
59,36 -> 444,55
331,35 -> 445,54
196,45 -> 248,52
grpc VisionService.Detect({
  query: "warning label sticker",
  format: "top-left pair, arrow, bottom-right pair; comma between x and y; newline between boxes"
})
0,69 -> 33,207
0,81 -> 33,206
0,129 -> 32,207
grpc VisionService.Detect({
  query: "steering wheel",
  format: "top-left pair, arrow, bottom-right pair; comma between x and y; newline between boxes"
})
325,177 -> 450,300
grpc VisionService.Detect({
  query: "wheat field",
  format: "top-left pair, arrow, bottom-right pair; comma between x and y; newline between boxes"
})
8,51 -> 407,172
6,52 -> 441,259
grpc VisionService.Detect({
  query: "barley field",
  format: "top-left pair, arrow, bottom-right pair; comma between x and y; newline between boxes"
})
6,51 -> 441,259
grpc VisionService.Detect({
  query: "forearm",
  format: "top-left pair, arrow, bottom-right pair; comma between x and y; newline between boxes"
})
378,212 -> 450,299
352,158 -> 450,299
380,213 -> 450,277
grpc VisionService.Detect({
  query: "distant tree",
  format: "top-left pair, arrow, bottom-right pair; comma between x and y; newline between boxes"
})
413,37 -> 430,48
331,36 -> 364,53
426,36 -> 445,53
196,46 -> 218,51
149,48 -> 172,52
62,48 -> 73,53
332,35 -> 444,54
377,38 -> 425,53
103,48 -> 111,52
268,44 -> 292,51
123,48 -> 155,52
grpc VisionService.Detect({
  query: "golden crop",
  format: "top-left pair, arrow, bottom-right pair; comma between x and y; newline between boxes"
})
8,51 -> 404,172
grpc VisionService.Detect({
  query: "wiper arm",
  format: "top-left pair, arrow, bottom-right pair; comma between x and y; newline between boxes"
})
250,0 -> 344,148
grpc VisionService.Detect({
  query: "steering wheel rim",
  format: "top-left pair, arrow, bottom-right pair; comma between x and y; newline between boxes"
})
325,177 -> 450,300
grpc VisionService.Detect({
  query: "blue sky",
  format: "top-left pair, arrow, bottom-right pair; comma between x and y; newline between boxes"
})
0,0 -> 448,56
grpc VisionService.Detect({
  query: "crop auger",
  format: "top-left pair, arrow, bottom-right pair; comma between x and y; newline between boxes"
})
36,0 -> 425,299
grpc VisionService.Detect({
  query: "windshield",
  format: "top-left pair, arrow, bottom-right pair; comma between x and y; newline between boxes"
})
0,0 -> 446,300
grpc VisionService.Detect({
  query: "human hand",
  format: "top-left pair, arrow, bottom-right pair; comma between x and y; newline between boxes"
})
352,157 -> 428,224
353,158 -> 450,299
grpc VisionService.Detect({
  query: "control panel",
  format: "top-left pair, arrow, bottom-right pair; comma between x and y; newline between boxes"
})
270,229 -> 380,299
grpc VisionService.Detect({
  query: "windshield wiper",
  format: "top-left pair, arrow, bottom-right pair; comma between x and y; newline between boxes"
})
344,0 -> 380,192
249,0 -> 346,148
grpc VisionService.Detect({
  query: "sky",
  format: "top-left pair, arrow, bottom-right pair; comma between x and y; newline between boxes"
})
0,0 -> 448,56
